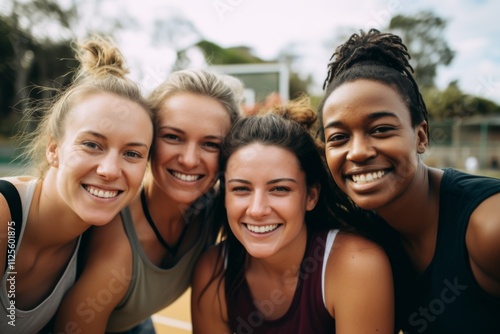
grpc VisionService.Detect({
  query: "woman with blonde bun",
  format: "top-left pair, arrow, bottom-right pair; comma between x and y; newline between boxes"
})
0,35 -> 154,333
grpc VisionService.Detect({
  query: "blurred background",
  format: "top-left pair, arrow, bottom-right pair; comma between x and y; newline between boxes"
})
1,1 -> 499,332
2,0 -> 500,178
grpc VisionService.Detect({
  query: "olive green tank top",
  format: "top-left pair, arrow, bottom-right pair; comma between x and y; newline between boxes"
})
105,199 -> 217,332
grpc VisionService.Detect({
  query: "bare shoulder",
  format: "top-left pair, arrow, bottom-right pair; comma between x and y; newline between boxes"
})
191,244 -> 229,333
0,191 -> 9,273
325,231 -> 394,333
467,192 -> 500,295
330,231 -> 388,263
192,244 -> 224,301
54,214 -> 133,332
468,192 -> 500,243
193,244 -> 224,287
327,231 -> 392,290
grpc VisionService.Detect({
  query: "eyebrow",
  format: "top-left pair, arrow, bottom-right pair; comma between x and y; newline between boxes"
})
324,111 -> 399,129
81,130 -> 149,148
159,125 -> 224,140
227,178 -> 298,185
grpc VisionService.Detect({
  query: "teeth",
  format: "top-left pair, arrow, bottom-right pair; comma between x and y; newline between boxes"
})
85,186 -> 119,198
172,171 -> 200,182
352,170 -> 385,184
246,224 -> 279,233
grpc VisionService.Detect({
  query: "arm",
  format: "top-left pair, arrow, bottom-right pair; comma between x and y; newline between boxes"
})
0,194 -> 9,274
54,218 -> 132,334
466,192 -> 500,297
191,246 -> 231,334
325,232 -> 394,334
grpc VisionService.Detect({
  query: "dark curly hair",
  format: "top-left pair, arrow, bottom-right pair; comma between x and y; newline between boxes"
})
317,29 -> 429,141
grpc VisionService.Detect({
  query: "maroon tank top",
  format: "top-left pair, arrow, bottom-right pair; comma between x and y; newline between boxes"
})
228,230 -> 336,334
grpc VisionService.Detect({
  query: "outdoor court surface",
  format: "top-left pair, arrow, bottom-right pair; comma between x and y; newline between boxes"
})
152,289 -> 193,334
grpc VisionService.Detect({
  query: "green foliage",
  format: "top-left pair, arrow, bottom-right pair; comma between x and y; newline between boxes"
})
0,18 -> 17,118
195,39 -> 312,100
388,11 -> 499,120
389,10 -> 455,89
0,0 -> 124,138
288,72 -> 312,100
0,14 -> 75,135
423,81 -> 500,120
196,40 -> 265,65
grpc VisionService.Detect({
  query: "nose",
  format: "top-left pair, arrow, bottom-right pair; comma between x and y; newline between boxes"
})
178,143 -> 200,169
246,191 -> 272,220
346,135 -> 376,162
96,152 -> 122,180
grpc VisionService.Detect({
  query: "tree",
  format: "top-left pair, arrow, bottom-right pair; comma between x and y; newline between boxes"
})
195,39 -> 312,102
195,40 -> 265,65
1,0 -> 78,115
151,13 -> 201,71
0,0 -> 134,137
389,11 -> 455,89
423,81 -> 499,120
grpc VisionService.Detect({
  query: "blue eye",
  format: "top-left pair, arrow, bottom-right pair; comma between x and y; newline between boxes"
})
82,141 -> 100,150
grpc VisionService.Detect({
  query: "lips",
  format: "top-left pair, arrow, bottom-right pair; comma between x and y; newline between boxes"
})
350,170 -> 386,184
84,185 -> 120,198
170,171 -> 203,182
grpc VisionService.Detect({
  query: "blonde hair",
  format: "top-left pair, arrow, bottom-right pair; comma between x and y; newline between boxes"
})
146,69 -> 244,125
18,35 -> 152,176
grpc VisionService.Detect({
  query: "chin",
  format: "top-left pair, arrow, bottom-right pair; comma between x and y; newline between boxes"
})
81,211 -> 118,226
352,198 -> 385,212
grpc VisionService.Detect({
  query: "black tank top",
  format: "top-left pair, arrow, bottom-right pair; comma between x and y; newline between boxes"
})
396,168 -> 500,333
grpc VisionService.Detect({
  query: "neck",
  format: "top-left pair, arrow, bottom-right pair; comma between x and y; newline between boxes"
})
248,226 -> 308,279
378,164 -> 442,247
142,178 -> 188,229
25,178 -> 89,249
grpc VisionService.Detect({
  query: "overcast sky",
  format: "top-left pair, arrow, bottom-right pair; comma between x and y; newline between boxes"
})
112,0 -> 500,103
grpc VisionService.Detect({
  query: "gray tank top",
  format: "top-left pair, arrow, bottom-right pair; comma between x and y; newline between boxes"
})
106,202 -> 216,332
0,178 -> 81,333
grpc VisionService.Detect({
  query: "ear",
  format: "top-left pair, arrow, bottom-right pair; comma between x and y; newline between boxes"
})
306,183 -> 320,212
416,121 -> 428,154
46,136 -> 59,168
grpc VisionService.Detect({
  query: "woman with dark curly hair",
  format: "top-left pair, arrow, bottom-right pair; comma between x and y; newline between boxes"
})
318,29 -> 500,333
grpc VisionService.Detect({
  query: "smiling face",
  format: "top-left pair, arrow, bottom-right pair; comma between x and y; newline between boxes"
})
46,92 -> 153,225
224,143 -> 318,259
322,79 -> 428,212
151,93 -> 231,205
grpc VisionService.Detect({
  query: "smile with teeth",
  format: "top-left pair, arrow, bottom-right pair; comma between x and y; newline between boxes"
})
84,185 -> 119,199
351,170 -> 386,184
171,171 -> 202,182
246,224 -> 279,234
